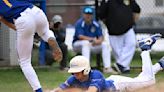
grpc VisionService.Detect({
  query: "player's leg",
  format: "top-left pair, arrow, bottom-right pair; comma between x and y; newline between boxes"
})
128,33 -> 162,91
73,40 -> 91,60
32,6 -> 62,62
101,42 -> 111,70
109,35 -> 124,73
106,74 -> 135,91
91,42 -> 117,74
112,28 -> 136,73
15,12 -> 42,91
106,34 -> 162,91
109,29 -> 136,73
125,34 -> 163,91
137,33 -> 162,76
135,50 -> 155,82
106,51 -> 155,92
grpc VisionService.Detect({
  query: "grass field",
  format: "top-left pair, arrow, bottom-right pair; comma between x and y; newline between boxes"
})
0,50 -> 164,92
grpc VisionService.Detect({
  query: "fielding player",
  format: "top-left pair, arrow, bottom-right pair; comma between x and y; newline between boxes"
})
0,0 -> 62,92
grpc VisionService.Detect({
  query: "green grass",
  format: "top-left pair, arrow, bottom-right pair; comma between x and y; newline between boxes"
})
0,66 -> 163,92
0,50 -> 163,92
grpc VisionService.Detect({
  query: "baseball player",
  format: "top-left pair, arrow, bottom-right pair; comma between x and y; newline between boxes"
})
0,0 -> 62,92
73,6 -> 116,74
51,34 -> 164,92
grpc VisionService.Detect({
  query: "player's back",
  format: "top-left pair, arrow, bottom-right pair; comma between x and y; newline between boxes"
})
0,0 -> 33,23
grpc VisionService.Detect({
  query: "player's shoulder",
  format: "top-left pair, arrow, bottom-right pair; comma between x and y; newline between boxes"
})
90,70 -> 104,78
74,18 -> 83,28
66,75 -> 78,84
75,18 -> 83,25
92,20 -> 100,28
67,75 -> 76,81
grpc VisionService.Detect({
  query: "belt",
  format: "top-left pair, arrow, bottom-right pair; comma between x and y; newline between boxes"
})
13,5 -> 34,20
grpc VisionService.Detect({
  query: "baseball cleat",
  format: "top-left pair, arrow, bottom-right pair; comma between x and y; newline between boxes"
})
158,56 -> 164,69
113,63 -> 130,74
138,33 -> 162,51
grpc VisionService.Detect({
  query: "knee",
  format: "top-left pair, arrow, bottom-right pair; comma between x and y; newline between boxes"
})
146,78 -> 156,87
81,40 -> 90,47
73,40 -> 90,52
19,58 -> 31,68
82,40 -> 90,45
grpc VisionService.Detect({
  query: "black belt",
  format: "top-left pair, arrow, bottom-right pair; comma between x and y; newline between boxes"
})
13,5 -> 34,20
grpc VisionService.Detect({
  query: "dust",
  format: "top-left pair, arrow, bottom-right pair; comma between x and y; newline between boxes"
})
45,83 -> 164,92
136,82 -> 164,92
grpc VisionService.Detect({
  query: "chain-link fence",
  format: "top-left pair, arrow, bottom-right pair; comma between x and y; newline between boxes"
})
46,0 -> 164,32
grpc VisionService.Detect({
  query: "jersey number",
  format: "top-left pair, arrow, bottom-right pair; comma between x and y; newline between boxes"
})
3,0 -> 12,7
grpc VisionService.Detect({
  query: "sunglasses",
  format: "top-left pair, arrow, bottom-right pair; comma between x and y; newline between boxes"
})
84,8 -> 93,14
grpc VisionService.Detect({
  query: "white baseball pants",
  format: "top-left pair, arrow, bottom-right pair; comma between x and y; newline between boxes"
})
106,51 -> 162,91
73,40 -> 111,68
14,6 -> 54,90
109,28 -> 136,70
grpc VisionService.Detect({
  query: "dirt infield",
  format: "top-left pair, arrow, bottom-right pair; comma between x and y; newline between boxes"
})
136,82 -> 164,92
45,83 -> 164,92
45,88 -> 83,92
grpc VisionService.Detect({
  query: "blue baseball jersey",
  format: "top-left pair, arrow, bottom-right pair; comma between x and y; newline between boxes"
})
73,18 -> 103,43
59,70 -> 116,92
0,0 -> 33,23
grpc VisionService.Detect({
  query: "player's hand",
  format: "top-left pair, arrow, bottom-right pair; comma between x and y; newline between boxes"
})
52,47 -> 63,62
92,38 -> 101,46
0,16 -> 2,20
48,37 -> 63,62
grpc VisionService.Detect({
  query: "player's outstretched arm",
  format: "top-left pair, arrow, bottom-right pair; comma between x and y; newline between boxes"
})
0,16 -> 16,30
48,37 -> 63,62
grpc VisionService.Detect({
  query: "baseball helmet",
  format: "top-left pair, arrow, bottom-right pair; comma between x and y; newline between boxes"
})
52,15 -> 63,24
68,55 -> 91,75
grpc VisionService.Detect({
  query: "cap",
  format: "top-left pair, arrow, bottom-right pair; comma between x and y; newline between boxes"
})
52,15 -> 63,24
83,6 -> 93,14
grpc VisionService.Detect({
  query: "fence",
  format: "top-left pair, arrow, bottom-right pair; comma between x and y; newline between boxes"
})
46,0 -> 164,29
